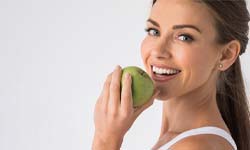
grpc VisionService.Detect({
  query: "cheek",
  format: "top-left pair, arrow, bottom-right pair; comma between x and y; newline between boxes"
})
180,52 -> 206,69
176,43 -> 213,70
177,47 -> 216,87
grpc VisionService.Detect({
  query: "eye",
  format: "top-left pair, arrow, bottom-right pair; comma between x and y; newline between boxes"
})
144,28 -> 160,36
178,34 -> 194,42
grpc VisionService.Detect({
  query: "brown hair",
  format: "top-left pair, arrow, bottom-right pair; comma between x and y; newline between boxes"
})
152,0 -> 250,149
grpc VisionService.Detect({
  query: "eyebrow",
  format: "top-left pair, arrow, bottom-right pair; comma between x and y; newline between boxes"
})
147,18 -> 202,34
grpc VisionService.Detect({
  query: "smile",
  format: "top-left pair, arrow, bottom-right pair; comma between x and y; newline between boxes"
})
152,66 -> 181,75
151,65 -> 181,82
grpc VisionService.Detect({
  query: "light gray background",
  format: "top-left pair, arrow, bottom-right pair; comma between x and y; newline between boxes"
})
0,0 -> 249,150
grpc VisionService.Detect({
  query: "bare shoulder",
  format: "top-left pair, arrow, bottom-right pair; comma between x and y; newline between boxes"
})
169,134 -> 234,150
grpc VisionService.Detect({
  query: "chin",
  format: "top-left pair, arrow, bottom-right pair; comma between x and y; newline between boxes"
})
155,94 -> 171,101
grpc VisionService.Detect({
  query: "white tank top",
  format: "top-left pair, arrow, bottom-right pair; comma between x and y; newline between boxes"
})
157,126 -> 237,150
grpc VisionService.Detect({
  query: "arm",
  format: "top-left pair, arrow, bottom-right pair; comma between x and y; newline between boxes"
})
92,133 -> 123,150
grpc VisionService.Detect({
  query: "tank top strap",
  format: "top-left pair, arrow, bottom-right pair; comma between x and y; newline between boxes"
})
157,126 -> 237,150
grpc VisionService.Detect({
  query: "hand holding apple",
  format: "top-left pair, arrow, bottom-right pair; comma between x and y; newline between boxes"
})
121,66 -> 154,107
92,65 -> 159,150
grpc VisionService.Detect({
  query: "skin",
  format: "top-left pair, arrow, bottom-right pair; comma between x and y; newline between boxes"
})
92,0 -> 241,149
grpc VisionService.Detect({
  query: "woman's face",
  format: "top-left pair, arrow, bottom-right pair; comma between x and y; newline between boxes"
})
141,0 -> 222,100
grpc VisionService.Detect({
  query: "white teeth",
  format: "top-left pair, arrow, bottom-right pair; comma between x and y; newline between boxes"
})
159,68 -> 164,74
167,70 -> 171,74
152,66 -> 180,75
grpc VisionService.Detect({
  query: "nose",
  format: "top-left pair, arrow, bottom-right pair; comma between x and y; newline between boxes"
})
151,37 -> 172,59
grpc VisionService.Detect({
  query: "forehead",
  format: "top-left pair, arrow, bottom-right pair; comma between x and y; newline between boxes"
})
150,0 -> 216,33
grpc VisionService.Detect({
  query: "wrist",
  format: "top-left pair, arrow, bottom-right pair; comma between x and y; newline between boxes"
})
92,133 -> 123,150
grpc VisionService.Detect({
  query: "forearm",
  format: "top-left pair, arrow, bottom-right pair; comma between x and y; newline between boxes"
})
92,133 -> 123,150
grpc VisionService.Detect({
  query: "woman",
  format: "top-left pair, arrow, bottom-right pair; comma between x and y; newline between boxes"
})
92,0 -> 250,149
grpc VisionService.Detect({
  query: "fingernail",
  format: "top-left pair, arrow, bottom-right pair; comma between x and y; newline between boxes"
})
115,65 -> 121,70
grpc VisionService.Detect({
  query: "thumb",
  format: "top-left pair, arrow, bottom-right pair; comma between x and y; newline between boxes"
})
134,89 -> 160,118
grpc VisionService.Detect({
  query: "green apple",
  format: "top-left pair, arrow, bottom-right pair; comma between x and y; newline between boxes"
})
121,66 -> 154,107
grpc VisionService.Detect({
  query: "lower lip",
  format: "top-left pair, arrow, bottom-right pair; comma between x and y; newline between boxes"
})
151,72 -> 180,82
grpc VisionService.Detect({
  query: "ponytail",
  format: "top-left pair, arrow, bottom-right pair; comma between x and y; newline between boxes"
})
216,58 -> 250,150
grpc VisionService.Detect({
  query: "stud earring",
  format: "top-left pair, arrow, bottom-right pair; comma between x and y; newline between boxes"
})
219,63 -> 223,68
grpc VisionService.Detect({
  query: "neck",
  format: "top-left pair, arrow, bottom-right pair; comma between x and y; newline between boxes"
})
159,82 -> 226,138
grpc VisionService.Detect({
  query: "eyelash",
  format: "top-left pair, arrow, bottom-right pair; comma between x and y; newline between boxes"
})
144,28 -> 160,37
144,27 -> 194,42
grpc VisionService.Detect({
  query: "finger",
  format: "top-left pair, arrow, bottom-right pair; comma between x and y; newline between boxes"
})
134,89 -> 160,118
109,65 -> 122,109
99,73 -> 112,108
121,72 -> 133,112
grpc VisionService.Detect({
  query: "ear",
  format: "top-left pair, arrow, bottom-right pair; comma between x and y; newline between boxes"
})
218,40 -> 241,71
